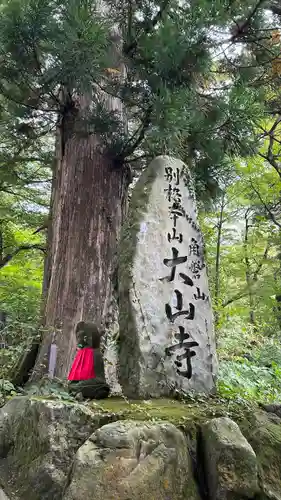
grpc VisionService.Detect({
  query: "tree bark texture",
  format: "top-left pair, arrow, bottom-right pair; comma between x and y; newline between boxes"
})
32,11 -> 128,380
33,114 -> 128,380
40,161 -> 56,325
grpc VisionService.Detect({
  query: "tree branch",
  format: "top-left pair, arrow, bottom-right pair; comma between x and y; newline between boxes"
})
0,187 -> 49,207
33,223 -> 48,235
222,290 -> 250,307
0,244 -> 46,269
117,104 -> 153,161
258,116 -> 281,178
124,0 -> 170,56
231,0 -> 266,41
249,180 -> 281,228
270,2 -> 281,16
223,240 -> 270,307
253,242 -> 270,281
0,83 -> 58,113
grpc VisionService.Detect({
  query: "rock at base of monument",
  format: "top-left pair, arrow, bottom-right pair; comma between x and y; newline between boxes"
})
63,420 -> 200,500
0,396 -> 117,500
118,155 -> 218,399
202,417 -> 259,500
260,403 -> 281,418
68,378 -> 110,400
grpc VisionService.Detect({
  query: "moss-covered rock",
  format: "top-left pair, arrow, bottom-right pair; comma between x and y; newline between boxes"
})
63,420 -> 200,500
0,396 -> 117,500
201,417 -> 259,500
90,396 -> 252,435
240,410 -> 281,500
1,395 -> 281,500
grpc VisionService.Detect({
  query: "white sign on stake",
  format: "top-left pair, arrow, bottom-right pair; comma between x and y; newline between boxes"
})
48,334 -> 57,379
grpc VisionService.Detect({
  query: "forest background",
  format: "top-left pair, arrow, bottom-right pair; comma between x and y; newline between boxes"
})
1,0 -> 281,403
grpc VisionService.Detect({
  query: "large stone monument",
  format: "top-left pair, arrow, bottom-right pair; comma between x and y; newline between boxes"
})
118,156 -> 218,398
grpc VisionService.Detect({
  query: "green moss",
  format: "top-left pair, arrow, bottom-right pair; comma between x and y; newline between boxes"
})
6,394 -> 256,457
240,410 -> 281,498
0,398 -> 51,500
12,400 -> 48,466
183,475 -> 201,500
118,160 -> 159,398
4,394 -> 281,499
88,396 -> 254,441
202,417 -> 259,499
9,395 -> 254,438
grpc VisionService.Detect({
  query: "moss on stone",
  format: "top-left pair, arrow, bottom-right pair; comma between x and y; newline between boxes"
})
0,396 -> 121,500
240,410 -> 281,498
13,402 -> 48,466
3,394 -> 281,499
7,395 -> 253,440
201,417 -> 259,499
88,396 -> 254,442
0,398 -> 50,500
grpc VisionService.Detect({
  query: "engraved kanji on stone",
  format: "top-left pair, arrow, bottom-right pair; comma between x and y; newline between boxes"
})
164,166 -> 180,185
160,247 -> 187,283
172,188 -> 182,204
165,326 -> 198,353
169,205 -> 184,227
165,326 -> 198,379
164,183 -> 172,202
189,238 -> 200,257
189,260 -> 205,279
168,227 -> 183,243
179,273 -> 194,286
165,290 -> 195,323
193,287 -> 208,301
165,186 -> 182,204
175,348 -> 197,378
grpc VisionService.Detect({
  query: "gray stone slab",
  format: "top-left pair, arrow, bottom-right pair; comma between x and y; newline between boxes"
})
118,155 -> 217,398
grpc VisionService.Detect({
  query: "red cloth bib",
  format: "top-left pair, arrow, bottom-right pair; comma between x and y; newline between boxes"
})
68,347 -> 95,381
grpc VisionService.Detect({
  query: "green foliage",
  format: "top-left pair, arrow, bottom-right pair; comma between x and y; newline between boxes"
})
0,378 -> 20,406
1,0 -> 281,405
0,0 -> 110,96
218,361 -> 281,403
0,222 -> 44,319
200,135 -> 281,403
0,0 -> 271,177
201,154 -> 281,329
25,377 -> 77,402
214,297 -> 281,403
0,220 -> 44,380
216,314 -> 281,403
0,378 -> 15,393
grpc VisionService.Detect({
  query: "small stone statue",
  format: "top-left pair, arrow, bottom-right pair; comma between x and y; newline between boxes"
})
68,321 -> 110,400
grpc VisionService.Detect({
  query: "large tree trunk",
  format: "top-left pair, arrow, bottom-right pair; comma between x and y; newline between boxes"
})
33,121 -> 128,379
32,9 -> 128,379
40,158 -> 56,324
